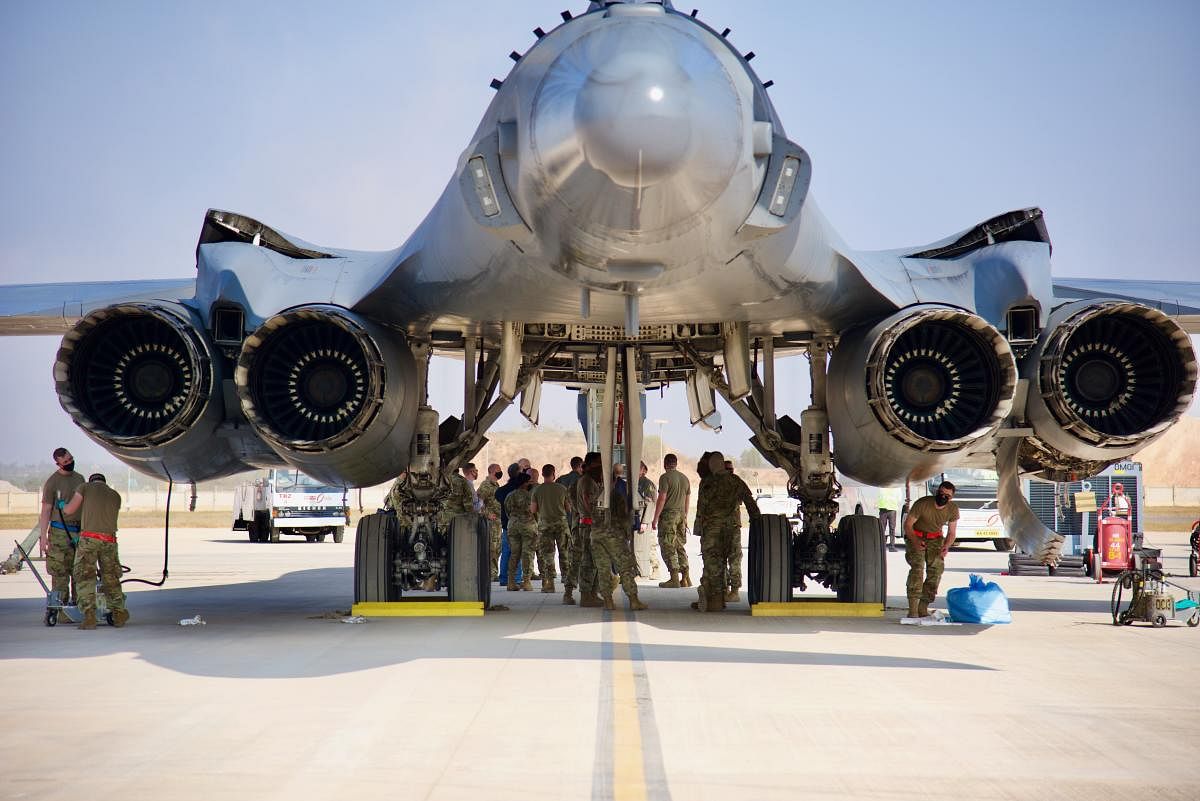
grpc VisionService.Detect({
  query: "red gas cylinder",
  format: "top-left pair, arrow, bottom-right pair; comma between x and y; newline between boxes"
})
1097,516 -> 1132,571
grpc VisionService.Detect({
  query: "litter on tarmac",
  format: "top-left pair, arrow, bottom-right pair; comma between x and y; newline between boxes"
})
179,615 -> 206,626
341,615 -> 367,624
900,610 -> 961,626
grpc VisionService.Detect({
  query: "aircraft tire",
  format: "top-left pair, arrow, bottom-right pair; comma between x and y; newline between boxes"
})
447,514 -> 491,607
748,514 -> 792,605
355,512 -> 396,603
836,514 -> 885,604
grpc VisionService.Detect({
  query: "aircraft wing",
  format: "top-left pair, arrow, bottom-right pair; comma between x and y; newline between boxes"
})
0,278 -> 196,335
1052,277 -> 1200,334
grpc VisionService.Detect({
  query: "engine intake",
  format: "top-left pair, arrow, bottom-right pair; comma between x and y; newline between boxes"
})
827,305 -> 1018,485
236,305 -> 418,486
1022,300 -> 1197,475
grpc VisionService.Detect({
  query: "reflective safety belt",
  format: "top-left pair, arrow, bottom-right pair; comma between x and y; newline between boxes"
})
81,531 -> 117,544
913,530 -> 943,540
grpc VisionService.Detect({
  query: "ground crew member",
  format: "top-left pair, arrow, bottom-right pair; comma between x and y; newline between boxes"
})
572,452 -> 604,607
503,473 -> 537,591
589,464 -> 647,611
496,463 -> 523,584
878,485 -> 901,551
693,452 -> 759,612
63,473 -> 127,629
723,460 -> 744,602
438,463 -> 478,527
477,463 -> 503,580
902,480 -> 959,618
37,447 -> 84,606
634,462 -> 662,581
1111,483 -> 1131,517
533,464 -> 572,597
651,453 -> 691,588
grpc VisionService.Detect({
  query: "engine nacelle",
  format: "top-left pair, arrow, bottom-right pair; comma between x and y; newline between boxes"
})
1020,300 -> 1197,479
827,305 -> 1018,486
235,305 -> 418,487
54,303 -> 257,481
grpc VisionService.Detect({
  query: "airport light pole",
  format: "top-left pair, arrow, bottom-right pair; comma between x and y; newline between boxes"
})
653,419 -> 669,467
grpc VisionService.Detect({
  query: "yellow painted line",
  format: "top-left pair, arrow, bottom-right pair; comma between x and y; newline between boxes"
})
610,610 -> 647,801
751,601 -> 884,617
350,601 -> 484,617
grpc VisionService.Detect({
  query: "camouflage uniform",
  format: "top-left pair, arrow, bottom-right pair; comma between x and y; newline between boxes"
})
572,474 -> 601,595
42,470 -> 84,603
589,483 -> 642,606
726,504 -> 743,591
72,480 -> 127,621
905,495 -> 960,611
503,488 -> 538,588
385,477 -> 415,530
656,468 -> 690,576
438,472 -> 476,528
476,476 -> 502,580
532,481 -> 572,583
694,471 -> 759,609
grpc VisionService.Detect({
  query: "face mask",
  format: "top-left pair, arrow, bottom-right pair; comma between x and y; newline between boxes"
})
493,472 -> 502,480
63,460 -> 75,473
935,492 -> 950,506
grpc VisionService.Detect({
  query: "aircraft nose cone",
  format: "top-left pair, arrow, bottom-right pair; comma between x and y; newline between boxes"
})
574,50 -> 693,187
529,19 -> 745,233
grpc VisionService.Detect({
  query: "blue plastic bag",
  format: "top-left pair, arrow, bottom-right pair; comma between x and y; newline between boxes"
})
946,574 -> 1011,624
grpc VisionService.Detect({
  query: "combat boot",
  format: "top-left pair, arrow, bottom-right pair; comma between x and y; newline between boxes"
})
580,591 -> 603,608
658,573 -> 680,588
521,576 -> 534,591
725,589 -> 740,603
542,576 -> 555,593
110,608 -> 129,628
602,594 -> 615,610
907,599 -> 920,618
628,596 -> 648,611
690,587 -> 707,612
507,580 -> 520,591
680,566 -> 692,587
918,599 -> 930,618
562,587 -> 576,605
79,610 -> 97,630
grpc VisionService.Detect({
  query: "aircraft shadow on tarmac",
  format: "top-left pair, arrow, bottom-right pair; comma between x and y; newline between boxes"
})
0,567 -> 1002,679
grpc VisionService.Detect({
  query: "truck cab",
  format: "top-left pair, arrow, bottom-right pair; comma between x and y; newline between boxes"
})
233,469 -> 349,543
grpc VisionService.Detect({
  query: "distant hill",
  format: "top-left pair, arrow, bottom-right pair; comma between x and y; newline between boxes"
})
1136,416 -> 1200,486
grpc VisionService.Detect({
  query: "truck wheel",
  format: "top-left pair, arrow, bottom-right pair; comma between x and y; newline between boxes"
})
317,530 -> 328,543
305,533 -> 317,543
332,526 -> 345,544
836,514 -> 886,604
447,514 -> 490,606
355,513 -> 397,603
993,538 -> 1015,552
749,514 -> 793,605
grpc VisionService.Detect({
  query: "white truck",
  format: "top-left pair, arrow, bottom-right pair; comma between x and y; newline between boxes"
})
233,469 -> 349,543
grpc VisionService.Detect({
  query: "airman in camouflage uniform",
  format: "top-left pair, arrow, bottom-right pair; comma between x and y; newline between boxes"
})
64,474 -> 127,629
438,464 -> 478,528
693,452 -> 759,612
38,448 -> 84,606
652,454 -> 691,588
572,453 -> 604,607
532,464 -> 573,597
477,464 -> 503,580
724,460 -> 744,602
384,471 -> 416,530
589,467 -> 647,611
503,474 -> 537,591
903,481 -> 960,618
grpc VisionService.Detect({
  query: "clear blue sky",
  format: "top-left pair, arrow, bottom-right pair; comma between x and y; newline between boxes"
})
1,1 -> 1197,470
